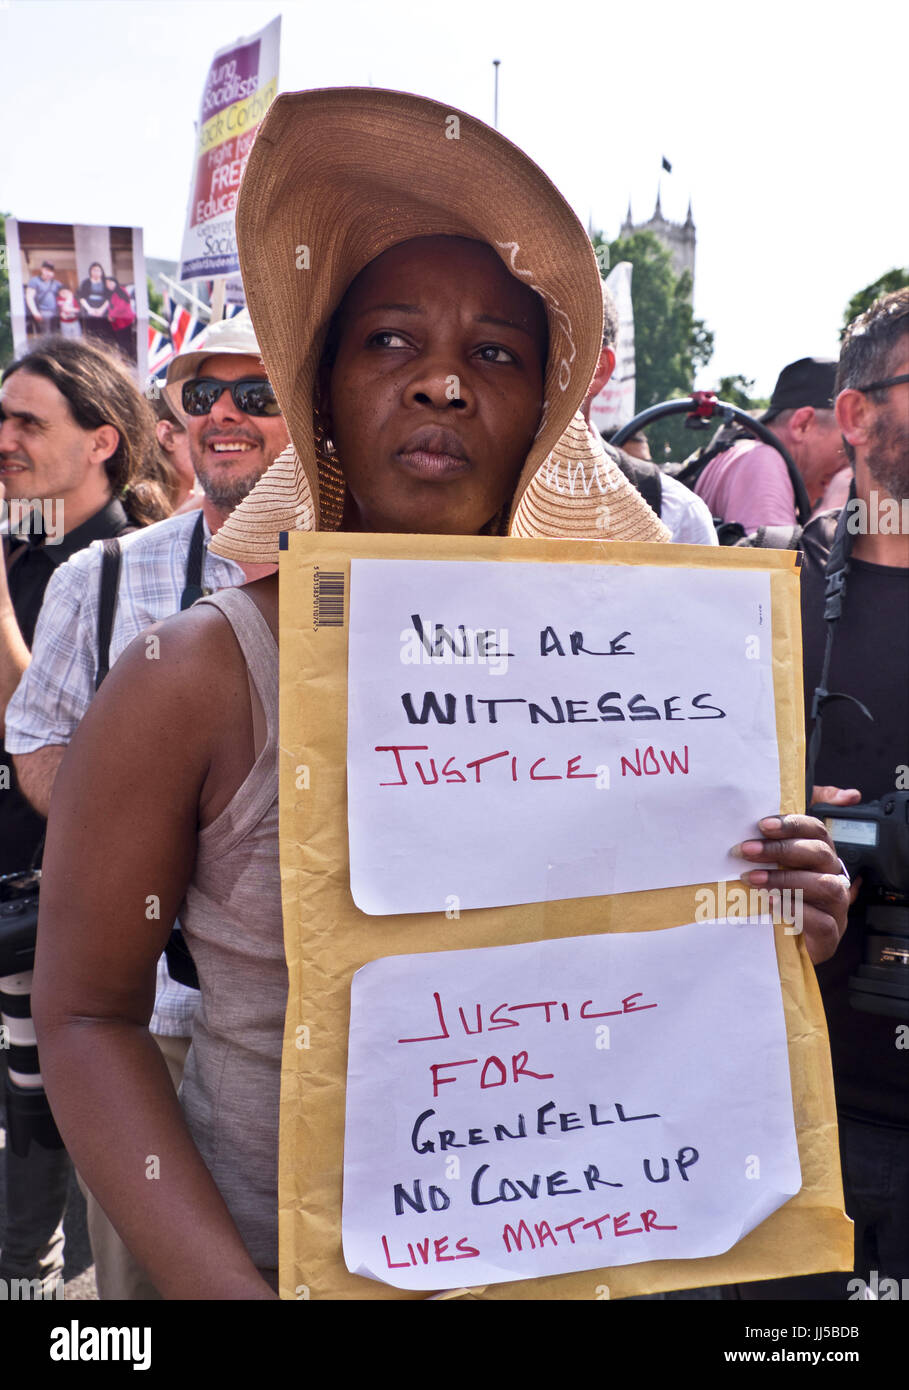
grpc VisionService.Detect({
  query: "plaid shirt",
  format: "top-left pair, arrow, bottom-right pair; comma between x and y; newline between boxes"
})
6,508 -> 247,1036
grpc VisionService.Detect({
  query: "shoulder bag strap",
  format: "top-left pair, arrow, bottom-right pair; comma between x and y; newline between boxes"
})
95,538 -> 123,690
180,510 -> 207,610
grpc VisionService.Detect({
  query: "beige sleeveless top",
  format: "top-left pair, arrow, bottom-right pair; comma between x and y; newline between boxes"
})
178,587 -> 285,1277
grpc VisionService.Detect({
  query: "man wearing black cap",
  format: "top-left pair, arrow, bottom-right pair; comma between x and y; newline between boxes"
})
694,357 -> 846,532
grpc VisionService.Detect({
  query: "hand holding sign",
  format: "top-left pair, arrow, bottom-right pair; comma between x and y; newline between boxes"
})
735,813 -> 850,962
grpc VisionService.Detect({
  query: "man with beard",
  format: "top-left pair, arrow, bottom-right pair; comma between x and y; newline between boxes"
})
737,288 -> 909,1300
5,308 -> 287,1298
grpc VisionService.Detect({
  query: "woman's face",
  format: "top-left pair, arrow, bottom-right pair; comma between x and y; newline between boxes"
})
105,278 -> 117,291
90,265 -> 103,282
325,236 -> 547,535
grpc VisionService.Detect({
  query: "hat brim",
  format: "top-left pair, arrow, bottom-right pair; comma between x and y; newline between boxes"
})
211,87 -> 667,560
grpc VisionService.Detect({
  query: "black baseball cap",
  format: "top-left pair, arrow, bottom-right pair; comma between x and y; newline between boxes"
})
761,357 -> 837,422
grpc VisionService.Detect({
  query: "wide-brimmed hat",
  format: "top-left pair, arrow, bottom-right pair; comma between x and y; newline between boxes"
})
163,309 -> 264,418
210,88 -> 668,560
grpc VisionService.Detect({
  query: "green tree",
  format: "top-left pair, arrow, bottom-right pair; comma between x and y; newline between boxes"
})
592,229 -> 714,462
842,267 -> 909,336
714,373 -> 769,413
0,213 -> 13,369
147,275 -> 164,321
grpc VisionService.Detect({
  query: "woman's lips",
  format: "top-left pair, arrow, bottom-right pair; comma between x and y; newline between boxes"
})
396,448 -> 471,479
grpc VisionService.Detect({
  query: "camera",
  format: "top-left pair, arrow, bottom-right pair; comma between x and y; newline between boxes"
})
1,869 -> 65,1154
810,791 -> 909,1020
0,868 -> 40,975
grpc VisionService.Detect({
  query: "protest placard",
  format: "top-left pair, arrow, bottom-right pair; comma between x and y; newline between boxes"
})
6,219 -> 147,377
178,17 -> 281,281
278,531 -> 852,1300
343,918 -> 800,1289
347,557 -> 779,913
590,261 -> 635,433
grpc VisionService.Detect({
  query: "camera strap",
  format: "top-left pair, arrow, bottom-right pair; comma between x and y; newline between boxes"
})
805,480 -> 874,797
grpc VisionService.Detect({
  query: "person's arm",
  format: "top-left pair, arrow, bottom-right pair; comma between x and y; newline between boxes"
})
0,514 -> 32,736
25,285 -> 42,321
32,605 -> 276,1299
4,547 -> 100,800
14,744 -> 65,817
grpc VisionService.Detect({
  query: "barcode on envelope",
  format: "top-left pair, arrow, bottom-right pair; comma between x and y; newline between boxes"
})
313,568 -> 345,627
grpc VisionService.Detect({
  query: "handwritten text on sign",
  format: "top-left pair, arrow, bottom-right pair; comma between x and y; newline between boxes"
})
342,920 -> 801,1290
346,559 -> 778,915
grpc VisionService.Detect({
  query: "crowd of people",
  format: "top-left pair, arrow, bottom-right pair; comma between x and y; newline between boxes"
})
25,259 -> 138,359
0,86 -> 905,1303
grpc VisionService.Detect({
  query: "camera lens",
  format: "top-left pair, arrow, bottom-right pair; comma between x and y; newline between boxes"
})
849,904 -> 909,1020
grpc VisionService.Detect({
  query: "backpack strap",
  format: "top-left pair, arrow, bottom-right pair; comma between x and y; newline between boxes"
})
804,487 -> 872,797
674,427 -> 752,491
607,444 -> 663,517
94,538 -> 122,690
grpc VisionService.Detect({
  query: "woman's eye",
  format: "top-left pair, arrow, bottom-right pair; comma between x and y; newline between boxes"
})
368,330 -> 409,348
476,344 -> 517,364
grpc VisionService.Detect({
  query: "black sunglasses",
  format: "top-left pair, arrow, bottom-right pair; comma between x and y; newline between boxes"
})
182,377 -> 280,417
854,372 -> 909,394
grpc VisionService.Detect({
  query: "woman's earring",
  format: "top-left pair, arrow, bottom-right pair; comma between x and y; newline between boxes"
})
313,404 -> 338,464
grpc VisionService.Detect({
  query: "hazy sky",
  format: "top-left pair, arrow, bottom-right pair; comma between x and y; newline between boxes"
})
2,0 -> 905,395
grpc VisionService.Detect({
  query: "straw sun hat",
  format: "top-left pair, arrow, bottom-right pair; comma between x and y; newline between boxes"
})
210,87 -> 668,562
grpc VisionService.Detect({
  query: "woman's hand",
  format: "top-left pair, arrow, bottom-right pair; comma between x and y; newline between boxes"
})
731,813 -> 851,964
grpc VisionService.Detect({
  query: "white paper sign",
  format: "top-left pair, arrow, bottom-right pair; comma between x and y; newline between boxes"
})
342,919 -> 801,1291
590,261 -> 635,433
178,17 -> 281,281
347,559 -> 778,916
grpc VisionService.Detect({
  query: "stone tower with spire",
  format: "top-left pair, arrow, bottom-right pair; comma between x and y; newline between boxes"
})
620,191 -> 696,292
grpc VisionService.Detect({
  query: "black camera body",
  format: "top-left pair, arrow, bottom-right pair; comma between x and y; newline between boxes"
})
0,868 -> 40,976
810,791 -> 909,1019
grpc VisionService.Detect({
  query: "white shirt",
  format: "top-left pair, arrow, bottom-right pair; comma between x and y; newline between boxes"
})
659,472 -> 719,545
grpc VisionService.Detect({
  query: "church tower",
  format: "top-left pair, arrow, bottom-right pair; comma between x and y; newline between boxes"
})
621,192 -> 696,293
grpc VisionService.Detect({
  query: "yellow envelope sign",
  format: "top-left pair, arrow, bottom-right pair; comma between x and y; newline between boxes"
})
278,531 -> 852,1300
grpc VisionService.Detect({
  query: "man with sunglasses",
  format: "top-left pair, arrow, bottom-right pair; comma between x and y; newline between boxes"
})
5,308 -> 288,1299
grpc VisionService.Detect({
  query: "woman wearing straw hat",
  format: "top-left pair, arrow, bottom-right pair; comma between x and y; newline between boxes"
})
32,89 -> 850,1300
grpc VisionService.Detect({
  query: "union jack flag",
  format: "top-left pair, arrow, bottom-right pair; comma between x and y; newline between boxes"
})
146,286 -> 245,387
